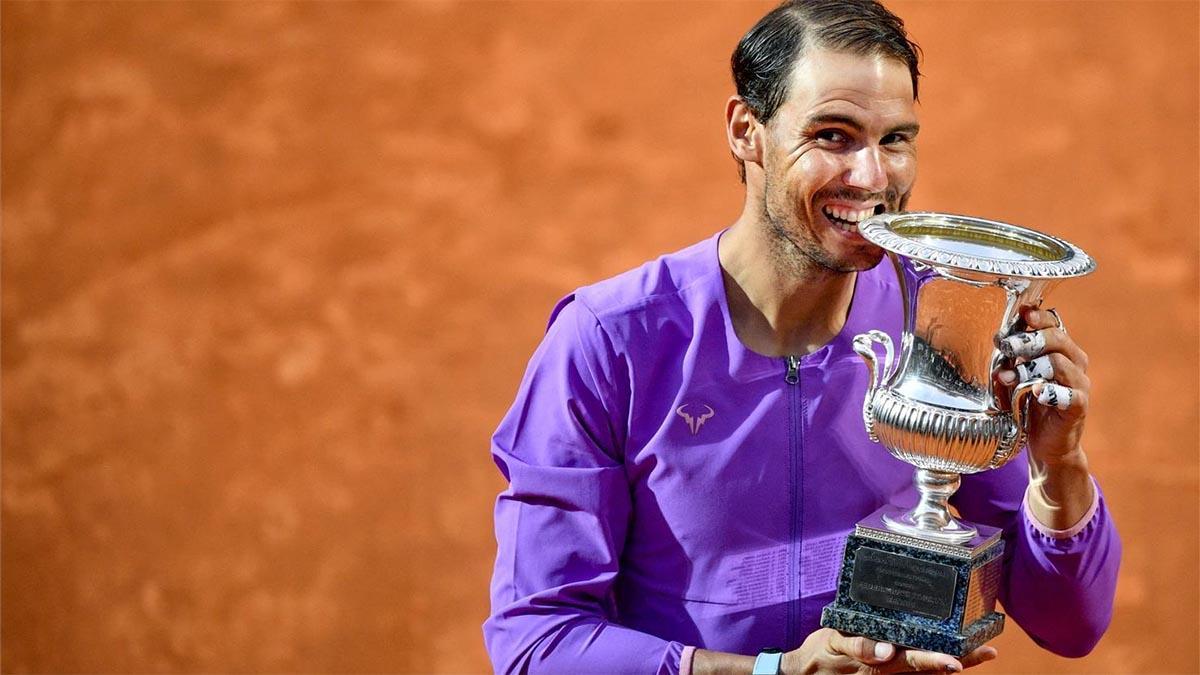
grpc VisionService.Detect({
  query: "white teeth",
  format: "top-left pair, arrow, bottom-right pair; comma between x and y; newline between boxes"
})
823,205 -> 876,225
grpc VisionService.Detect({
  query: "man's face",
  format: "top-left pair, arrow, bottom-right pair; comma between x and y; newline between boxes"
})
758,48 -> 918,273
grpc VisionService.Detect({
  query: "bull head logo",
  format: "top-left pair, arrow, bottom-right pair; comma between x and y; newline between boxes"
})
675,403 -> 715,436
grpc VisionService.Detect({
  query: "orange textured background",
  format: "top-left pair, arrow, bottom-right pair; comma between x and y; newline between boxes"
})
2,1 -> 1197,673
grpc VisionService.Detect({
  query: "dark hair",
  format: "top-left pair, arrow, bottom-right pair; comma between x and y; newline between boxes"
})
730,0 -> 922,180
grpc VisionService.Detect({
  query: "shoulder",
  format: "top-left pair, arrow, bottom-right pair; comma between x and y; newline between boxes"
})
546,233 -> 721,334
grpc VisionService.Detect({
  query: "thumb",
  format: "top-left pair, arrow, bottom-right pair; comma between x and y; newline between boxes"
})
827,632 -> 895,663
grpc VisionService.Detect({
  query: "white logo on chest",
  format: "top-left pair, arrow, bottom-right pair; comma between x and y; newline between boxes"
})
675,403 -> 715,435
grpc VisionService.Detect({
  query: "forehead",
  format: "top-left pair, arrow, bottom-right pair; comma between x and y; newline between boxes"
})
777,48 -> 916,129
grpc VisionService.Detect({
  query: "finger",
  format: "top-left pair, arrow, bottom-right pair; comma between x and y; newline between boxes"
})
998,329 -> 1046,360
1042,353 -> 1089,390
1014,354 -> 1053,383
892,648 -> 964,673
999,327 -> 1088,370
1014,353 -> 1090,391
1034,382 -> 1089,413
826,632 -> 894,663
1036,326 -> 1089,371
960,646 -> 998,669
1020,306 -> 1062,331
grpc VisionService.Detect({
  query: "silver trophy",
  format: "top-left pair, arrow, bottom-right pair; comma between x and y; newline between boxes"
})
821,212 -> 1096,656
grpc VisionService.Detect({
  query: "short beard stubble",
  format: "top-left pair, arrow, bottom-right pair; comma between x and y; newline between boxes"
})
761,170 -> 910,278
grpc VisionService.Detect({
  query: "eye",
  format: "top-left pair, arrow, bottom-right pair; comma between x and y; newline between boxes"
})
815,129 -> 850,144
882,132 -> 912,146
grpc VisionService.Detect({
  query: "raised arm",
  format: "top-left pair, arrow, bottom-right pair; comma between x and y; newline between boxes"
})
957,307 -> 1121,657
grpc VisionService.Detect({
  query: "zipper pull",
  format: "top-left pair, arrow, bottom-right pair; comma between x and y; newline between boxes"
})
784,355 -> 800,385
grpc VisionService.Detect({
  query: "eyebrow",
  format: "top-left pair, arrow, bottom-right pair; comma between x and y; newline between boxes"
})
804,113 -> 920,137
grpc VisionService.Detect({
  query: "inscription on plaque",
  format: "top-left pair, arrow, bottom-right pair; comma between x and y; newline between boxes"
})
850,548 -> 957,620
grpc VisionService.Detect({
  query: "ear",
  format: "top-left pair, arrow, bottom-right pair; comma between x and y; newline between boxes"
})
725,96 -> 763,167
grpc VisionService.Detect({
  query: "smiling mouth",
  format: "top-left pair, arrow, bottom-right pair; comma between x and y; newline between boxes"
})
822,203 -> 885,233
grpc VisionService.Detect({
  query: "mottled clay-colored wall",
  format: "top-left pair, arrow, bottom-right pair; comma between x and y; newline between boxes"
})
2,1 -> 1196,673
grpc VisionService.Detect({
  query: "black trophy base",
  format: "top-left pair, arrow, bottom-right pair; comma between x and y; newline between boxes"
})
820,506 -> 1006,658
821,607 -> 1004,658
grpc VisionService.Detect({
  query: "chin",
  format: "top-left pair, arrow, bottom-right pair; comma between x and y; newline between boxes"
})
822,246 -> 886,273
854,246 -> 887,270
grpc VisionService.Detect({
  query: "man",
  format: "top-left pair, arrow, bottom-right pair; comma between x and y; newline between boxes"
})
484,1 -> 1121,673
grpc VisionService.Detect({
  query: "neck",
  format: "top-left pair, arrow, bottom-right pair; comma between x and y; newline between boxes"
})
719,209 -> 858,358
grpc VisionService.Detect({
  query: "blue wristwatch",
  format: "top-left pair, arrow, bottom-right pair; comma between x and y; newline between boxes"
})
752,648 -> 784,675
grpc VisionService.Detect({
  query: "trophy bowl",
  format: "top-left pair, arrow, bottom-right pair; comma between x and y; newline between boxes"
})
820,212 -> 1096,656
854,212 -> 1096,544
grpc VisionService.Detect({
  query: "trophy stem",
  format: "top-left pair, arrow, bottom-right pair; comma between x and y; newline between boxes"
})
882,469 -> 978,544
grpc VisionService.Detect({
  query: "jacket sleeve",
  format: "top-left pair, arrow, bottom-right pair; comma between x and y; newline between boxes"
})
484,296 -> 687,674
956,454 -> 1122,657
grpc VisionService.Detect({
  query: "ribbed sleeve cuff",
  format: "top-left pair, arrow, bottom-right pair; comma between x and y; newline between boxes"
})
679,646 -> 696,675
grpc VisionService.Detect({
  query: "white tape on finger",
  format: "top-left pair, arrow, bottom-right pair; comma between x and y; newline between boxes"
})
1016,355 -> 1054,383
1036,383 -> 1073,410
1001,331 -> 1046,359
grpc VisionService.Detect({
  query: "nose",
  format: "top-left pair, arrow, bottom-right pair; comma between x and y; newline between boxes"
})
844,146 -> 888,193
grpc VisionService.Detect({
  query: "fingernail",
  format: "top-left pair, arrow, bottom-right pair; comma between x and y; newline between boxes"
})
944,664 -> 962,673
874,642 -> 893,660
998,369 -> 1017,385
1000,331 -> 1046,359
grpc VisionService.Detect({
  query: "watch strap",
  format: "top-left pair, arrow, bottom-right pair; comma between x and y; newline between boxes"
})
752,648 -> 784,675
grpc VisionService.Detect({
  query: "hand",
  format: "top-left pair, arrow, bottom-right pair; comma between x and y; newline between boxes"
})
994,306 -> 1096,529
994,306 -> 1090,464
781,628 -> 997,674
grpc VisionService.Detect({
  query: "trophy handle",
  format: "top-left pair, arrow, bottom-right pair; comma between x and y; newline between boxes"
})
1001,378 -> 1042,461
853,330 -> 895,395
853,330 -> 895,442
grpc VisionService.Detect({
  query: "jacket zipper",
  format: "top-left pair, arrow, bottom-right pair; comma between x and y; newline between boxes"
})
785,355 -> 800,385
785,355 -> 802,647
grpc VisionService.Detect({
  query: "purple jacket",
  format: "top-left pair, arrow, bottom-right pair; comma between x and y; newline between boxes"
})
485,231 -> 1120,674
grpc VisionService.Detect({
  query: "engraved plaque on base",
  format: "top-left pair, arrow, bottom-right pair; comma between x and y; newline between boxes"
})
820,507 -> 1005,657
